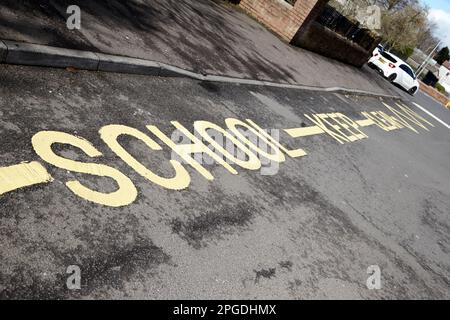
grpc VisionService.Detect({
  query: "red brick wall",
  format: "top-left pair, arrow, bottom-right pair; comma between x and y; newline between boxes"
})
240,0 -> 324,42
419,81 -> 450,106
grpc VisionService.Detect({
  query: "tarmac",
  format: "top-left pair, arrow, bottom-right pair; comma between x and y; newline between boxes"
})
0,0 -> 402,96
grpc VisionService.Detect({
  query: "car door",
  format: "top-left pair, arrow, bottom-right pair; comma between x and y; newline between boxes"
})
398,64 -> 415,89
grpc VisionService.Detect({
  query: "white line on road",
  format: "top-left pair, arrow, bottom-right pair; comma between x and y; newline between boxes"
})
412,102 -> 450,130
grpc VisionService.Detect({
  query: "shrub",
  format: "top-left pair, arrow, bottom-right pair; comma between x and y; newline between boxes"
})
435,83 -> 446,94
400,47 -> 414,59
391,47 -> 414,60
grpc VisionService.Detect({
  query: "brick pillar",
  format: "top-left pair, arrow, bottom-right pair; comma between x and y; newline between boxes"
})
240,0 -> 327,42
291,0 -> 330,43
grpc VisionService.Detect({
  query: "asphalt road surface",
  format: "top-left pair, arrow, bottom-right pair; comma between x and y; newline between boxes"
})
0,65 -> 449,299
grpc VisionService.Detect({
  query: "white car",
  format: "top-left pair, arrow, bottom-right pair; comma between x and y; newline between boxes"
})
373,44 -> 384,56
368,50 -> 419,95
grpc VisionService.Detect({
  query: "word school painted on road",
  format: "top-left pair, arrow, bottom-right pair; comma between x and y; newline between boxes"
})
0,102 -> 434,207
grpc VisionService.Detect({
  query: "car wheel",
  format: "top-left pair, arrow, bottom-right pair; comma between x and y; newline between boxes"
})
408,87 -> 417,95
368,62 -> 375,69
388,74 -> 397,82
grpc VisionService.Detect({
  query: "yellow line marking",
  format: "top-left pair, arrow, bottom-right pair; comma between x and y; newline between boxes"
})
32,131 -> 137,207
356,119 -> 375,127
284,125 -> 324,138
0,161 -> 53,196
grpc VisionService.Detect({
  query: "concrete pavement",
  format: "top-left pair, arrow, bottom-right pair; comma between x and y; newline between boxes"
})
0,0 -> 401,96
0,64 -> 449,299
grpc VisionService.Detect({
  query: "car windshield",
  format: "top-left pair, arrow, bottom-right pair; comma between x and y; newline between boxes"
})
399,64 -> 416,79
380,51 -> 397,63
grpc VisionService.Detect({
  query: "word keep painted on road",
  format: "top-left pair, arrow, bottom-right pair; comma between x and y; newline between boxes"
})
0,102 -> 434,207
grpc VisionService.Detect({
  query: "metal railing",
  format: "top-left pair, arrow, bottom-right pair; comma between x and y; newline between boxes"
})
316,4 -> 377,50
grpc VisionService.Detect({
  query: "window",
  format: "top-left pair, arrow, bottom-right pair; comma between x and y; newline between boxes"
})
380,51 -> 397,63
284,0 -> 297,6
399,64 -> 416,80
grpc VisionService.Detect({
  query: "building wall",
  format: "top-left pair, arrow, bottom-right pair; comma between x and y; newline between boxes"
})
438,65 -> 450,92
240,0 -> 325,42
291,21 -> 380,67
239,0 -> 378,67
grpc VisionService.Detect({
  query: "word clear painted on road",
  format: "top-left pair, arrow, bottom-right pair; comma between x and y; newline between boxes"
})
0,102 -> 434,207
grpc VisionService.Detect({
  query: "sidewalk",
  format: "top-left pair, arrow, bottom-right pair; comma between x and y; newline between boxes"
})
0,0 -> 398,96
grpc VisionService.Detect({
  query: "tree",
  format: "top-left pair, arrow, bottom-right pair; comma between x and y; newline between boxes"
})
434,47 -> 450,65
330,0 -> 373,18
377,0 -> 418,11
329,0 -> 435,54
380,3 -> 428,52
416,21 -> 440,53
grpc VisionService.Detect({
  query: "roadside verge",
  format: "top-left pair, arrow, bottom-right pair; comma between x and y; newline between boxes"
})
0,40 -> 401,100
418,81 -> 450,107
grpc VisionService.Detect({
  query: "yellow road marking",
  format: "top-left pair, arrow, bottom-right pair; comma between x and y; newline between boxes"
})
284,126 -> 324,138
194,120 -> 262,170
225,118 -> 286,163
0,103 -> 436,206
100,124 -> 191,190
32,131 -> 137,207
0,161 -> 53,196
303,114 -> 349,144
412,102 -> 449,130
246,119 -> 307,158
356,119 -> 375,127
